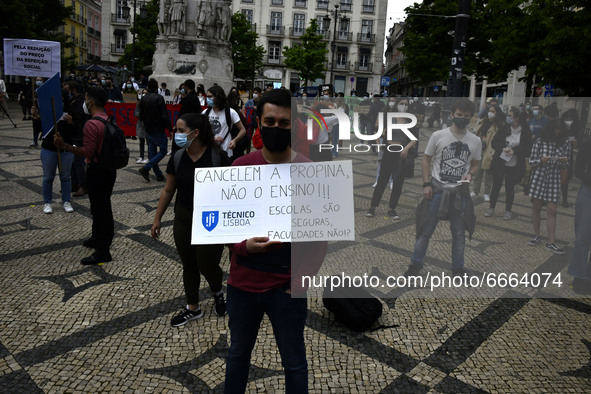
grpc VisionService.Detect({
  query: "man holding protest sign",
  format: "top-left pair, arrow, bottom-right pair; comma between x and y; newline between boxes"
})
54,87 -> 116,265
224,89 -> 327,393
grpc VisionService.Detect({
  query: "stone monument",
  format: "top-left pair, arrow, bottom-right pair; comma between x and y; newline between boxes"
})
151,0 -> 234,95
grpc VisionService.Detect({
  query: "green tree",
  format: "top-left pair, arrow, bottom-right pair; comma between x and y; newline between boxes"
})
282,19 -> 328,86
231,12 -> 265,83
118,0 -> 159,76
0,0 -> 76,73
401,0 -> 591,96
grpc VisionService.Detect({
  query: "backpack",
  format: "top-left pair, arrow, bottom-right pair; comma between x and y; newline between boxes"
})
244,103 -> 257,140
92,116 -> 130,170
205,106 -> 243,141
322,284 -> 397,332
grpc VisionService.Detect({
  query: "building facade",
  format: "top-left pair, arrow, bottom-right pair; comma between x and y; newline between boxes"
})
232,0 -> 387,96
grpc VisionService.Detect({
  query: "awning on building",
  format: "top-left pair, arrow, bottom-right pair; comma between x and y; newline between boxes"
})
113,29 -> 126,36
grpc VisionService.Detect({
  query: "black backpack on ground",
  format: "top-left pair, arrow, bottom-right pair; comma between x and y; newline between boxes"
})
92,116 -> 130,170
323,285 -> 397,332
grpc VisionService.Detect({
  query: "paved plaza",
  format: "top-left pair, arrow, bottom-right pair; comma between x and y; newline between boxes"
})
1,103 -> 590,393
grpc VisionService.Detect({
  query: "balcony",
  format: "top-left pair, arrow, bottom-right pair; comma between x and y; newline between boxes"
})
289,27 -> 304,37
362,4 -> 375,13
317,0 -> 329,10
355,62 -> 373,72
87,27 -> 101,38
317,30 -> 330,40
294,0 -> 307,8
336,31 -> 352,42
335,61 -> 350,71
266,55 -> 282,65
357,32 -> 376,43
266,25 -> 285,36
80,40 -> 87,49
111,44 -> 126,54
111,13 -> 131,25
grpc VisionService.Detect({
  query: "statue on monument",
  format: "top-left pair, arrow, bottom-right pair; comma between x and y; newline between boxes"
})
157,0 -> 172,36
170,0 -> 187,36
215,2 -> 232,41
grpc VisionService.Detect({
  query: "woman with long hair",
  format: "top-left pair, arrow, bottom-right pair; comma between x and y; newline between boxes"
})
484,107 -> 532,220
151,113 -> 231,326
472,104 -> 505,201
559,108 -> 583,207
527,119 -> 572,254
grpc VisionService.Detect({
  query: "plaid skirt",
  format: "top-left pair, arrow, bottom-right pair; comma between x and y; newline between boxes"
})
528,165 -> 561,202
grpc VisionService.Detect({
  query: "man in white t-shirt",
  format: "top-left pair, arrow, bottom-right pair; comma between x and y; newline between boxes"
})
407,99 -> 481,277
202,85 -> 246,158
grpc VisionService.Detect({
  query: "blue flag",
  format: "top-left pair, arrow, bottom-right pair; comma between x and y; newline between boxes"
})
36,72 -> 63,139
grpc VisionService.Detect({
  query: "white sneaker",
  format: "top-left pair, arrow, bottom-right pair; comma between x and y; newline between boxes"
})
43,203 -> 53,214
389,183 -> 393,190
483,194 -> 490,202
141,158 -> 150,164
63,202 -> 74,213
136,157 -> 144,164
372,182 -> 377,188
166,150 -> 172,156
470,191 -> 478,198
484,208 -> 494,217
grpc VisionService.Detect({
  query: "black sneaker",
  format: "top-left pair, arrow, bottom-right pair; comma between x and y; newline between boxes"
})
365,208 -> 375,218
388,209 -> 400,220
528,236 -> 541,246
81,252 -> 112,265
139,167 -> 150,182
171,307 -> 203,327
452,268 -> 467,277
545,242 -> 566,255
404,264 -> 422,277
156,175 -> 165,182
213,292 -> 227,316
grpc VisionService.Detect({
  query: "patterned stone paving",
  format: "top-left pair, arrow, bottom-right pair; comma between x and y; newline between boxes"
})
1,107 -> 590,393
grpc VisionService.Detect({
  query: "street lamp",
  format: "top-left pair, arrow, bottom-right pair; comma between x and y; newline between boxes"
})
324,4 -> 349,92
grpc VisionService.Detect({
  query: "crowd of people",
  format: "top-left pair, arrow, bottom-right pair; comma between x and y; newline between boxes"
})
8,72 -> 591,391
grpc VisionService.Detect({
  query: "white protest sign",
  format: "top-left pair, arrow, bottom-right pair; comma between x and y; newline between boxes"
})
3,39 -> 61,78
192,161 -> 355,244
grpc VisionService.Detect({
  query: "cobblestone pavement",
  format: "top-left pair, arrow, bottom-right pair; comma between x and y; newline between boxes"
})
1,105 -> 590,393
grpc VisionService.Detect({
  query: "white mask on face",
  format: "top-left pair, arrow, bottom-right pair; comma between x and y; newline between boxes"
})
388,102 -> 396,109
83,101 -> 90,115
397,104 -> 408,112
564,120 -> 574,128
488,111 -> 496,120
253,93 -> 258,99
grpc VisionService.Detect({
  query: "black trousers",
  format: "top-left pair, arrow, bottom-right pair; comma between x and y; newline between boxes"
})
370,150 -> 401,209
86,164 -> 116,254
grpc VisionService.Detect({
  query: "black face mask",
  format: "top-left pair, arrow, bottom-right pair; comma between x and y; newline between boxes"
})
260,126 -> 291,152
452,117 -> 470,130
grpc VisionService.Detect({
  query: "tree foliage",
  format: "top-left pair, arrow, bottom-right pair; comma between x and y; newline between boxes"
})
230,12 -> 266,81
118,0 -> 159,75
282,19 -> 328,86
0,0 -> 76,72
401,0 -> 591,96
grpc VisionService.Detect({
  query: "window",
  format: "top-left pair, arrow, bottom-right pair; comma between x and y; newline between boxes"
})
80,4 -> 84,20
317,0 -> 328,9
338,17 -> 350,39
96,16 -> 99,29
80,29 -> 84,43
242,9 -> 253,24
294,0 -> 307,7
336,47 -> 348,68
340,0 -> 352,11
293,14 -> 305,36
95,43 -> 99,56
242,0 -> 253,3
116,34 -> 127,50
362,0 -> 375,13
359,47 -> 370,69
317,15 -> 329,33
116,0 -> 126,19
269,40 -> 281,63
361,19 -> 373,41
271,0 -> 283,4
71,26 -> 75,39
271,12 -> 282,33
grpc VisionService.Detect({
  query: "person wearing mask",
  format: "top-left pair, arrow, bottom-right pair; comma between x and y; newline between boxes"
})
471,104 -> 504,201
197,84 -> 206,107
367,97 -> 417,219
134,89 -> 149,164
40,89 -> 76,214
224,88 -> 327,393
121,76 -> 139,92
53,87 -> 118,265
158,82 -> 171,97
527,119 -> 572,254
528,104 -> 547,139
138,79 -> 172,182
559,108 -> 583,207
174,79 -> 203,154
151,114 -> 231,325
567,138 -> 591,295
484,108 -> 533,219
203,85 -> 246,159
64,80 -> 89,197
104,77 -> 123,103
173,84 -> 185,105
406,99 -> 481,277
